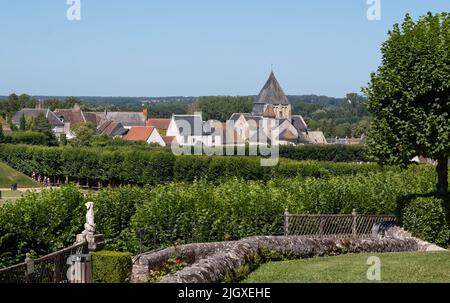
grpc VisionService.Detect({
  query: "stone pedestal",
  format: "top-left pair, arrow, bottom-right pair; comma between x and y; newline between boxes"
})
76,233 -> 106,252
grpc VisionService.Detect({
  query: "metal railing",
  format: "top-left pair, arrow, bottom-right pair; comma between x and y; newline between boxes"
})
0,241 -> 88,283
283,209 -> 397,238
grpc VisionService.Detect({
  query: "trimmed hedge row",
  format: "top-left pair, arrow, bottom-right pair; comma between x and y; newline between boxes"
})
0,144 -> 390,186
91,251 -> 132,283
2,132 -> 50,146
279,144 -> 367,162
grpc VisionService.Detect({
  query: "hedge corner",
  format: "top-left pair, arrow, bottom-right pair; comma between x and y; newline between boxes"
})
91,251 -> 133,283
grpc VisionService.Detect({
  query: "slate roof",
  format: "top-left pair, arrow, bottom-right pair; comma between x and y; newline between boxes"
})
95,112 -> 146,127
97,120 -> 128,137
254,72 -> 290,106
54,109 -> 85,124
292,115 -> 308,132
124,126 -> 155,141
11,109 -> 64,127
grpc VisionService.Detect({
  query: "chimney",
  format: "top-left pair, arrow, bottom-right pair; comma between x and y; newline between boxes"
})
143,108 -> 148,119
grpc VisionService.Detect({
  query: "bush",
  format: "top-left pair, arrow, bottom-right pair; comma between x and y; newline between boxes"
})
3,131 -> 50,146
279,144 -> 367,162
0,144 -> 398,186
91,251 -> 132,283
0,185 -> 85,267
402,197 -> 450,246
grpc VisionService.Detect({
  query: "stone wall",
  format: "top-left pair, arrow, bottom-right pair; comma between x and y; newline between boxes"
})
133,235 -> 421,283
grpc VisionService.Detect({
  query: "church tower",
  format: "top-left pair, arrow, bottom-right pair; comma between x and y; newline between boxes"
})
253,72 -> 292,120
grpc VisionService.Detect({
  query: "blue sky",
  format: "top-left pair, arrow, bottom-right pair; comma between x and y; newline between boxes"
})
0,0 -> 448,97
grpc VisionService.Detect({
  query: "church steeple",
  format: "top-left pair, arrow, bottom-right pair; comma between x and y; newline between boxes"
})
253,72 -> 291,119
254,72 -> 290,106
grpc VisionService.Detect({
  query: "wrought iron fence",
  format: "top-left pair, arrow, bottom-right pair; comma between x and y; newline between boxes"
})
137,216 -> 285,254
136,210 -> 397,254
283,209 -> 397,238
0,241 -> 88,283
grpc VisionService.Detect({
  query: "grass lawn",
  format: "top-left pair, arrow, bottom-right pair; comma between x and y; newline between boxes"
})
243,252 -> 450,283
0,162 -> 40,189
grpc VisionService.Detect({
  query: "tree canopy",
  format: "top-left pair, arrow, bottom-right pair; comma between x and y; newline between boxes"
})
364,12 -> 449,194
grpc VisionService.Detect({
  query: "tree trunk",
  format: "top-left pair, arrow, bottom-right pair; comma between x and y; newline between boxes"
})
436,155 -> 448,195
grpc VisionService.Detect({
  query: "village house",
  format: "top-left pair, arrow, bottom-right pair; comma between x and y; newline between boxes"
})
54,103 -> 100,139
11,104 -> 65,138
123,126 -> 166,146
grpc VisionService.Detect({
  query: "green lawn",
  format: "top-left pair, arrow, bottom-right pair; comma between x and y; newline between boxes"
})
243,252 -> 450,283
0,162 -> 40,189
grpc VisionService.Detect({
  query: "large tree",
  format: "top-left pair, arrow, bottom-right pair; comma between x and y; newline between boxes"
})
364,13 -> 449,195
70,122 -> 97,147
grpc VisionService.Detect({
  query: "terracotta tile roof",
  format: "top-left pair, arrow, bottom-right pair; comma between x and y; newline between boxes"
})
124,126 -> 155,142
146,118 -> 171,129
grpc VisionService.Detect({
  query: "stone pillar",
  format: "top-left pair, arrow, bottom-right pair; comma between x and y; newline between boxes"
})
352,209 -> 358,237
284,209 -> 290,237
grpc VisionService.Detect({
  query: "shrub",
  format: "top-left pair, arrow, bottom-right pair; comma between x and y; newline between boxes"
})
0,185 -> 84,267
90,186 -> 151,252
279,144 -> 367,162
402,197 -> 450,246
91,251 -> 133,283
3,131 -> 51,146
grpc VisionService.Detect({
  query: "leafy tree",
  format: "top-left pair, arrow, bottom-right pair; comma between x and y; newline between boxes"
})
19,114 -> 26,131
364,13 -> 449,194
70,122 -> 97,147
32,113 -> 57,146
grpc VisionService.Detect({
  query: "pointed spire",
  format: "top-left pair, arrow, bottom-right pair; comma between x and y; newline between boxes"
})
254,71 -> 290,105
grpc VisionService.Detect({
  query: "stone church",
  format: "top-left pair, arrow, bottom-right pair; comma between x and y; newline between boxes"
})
228,72 -> 327,145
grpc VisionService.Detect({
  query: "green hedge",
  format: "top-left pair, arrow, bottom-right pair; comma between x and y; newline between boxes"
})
0,144 -> 392,186
0,165 -> 447,268
279,144 -> 367,162
91,251 -> 132,283
3,132 -> 50,146
402,197 -> 450,246
0,186 -> 84,267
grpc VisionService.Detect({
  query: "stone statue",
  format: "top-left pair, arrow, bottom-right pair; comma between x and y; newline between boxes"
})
82,202 -> 96,235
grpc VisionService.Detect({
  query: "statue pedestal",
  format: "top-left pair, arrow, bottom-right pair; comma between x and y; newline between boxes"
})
76,233 -> 106,252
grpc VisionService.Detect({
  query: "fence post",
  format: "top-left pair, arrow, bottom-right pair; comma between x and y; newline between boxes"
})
284,209 -> 290,236
352,209 -> 358,237
25,253 -> 34,283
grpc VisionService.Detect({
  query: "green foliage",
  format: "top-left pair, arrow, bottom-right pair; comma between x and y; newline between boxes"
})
90,186 -> 151,252
32,113 -> 57,146
0,185 -> 84,267
364,13 -> 450,194
279,144 -> 367,162
132,166 -> 438,252
0,166 -> 445,267
3,131 -> 49,146
70,122 -> 97,147
402,196 -> 450,246
91,251 -> 132,283
0,144 -> 376,187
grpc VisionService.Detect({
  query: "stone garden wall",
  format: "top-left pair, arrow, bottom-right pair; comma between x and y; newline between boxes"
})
132,233 -> 431,283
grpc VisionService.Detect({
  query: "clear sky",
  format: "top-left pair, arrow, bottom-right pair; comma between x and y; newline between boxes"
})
0,0 -> 448,98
